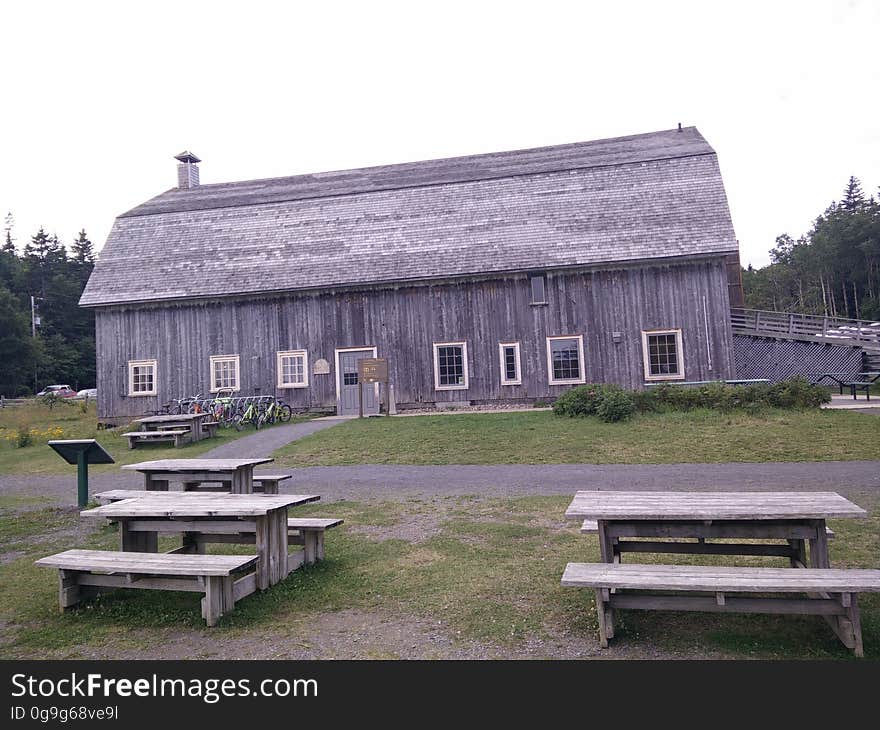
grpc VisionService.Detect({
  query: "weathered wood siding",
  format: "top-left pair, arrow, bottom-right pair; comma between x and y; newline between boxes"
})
94,258 -> 734,422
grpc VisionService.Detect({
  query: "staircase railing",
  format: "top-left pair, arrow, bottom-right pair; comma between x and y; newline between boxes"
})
730,308 -> 880,349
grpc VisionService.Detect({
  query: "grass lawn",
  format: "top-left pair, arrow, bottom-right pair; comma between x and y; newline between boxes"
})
275,408 -> 880,466
0,401 -> 309,475
1,491 -> 877,659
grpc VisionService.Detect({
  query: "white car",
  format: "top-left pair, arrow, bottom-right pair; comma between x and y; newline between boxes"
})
75,388 -> 98,400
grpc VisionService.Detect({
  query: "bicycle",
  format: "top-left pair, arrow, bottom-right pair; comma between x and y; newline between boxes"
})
233,398 -> 265,430
261,398 -> 292,425
203,389 -> 237,427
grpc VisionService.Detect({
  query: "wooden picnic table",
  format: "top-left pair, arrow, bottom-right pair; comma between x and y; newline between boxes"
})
134,413 -> 213,442
81,492 -> 320,592
121,458 -> 273,493
565,491 -> 868,568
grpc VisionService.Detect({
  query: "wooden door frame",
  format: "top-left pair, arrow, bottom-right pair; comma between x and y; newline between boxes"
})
334,346 -> 378,415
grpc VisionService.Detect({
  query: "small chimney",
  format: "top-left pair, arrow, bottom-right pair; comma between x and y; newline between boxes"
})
174,150 -> 201,189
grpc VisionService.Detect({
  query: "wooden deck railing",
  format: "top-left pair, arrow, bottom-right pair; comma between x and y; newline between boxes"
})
730,308 -> 880,349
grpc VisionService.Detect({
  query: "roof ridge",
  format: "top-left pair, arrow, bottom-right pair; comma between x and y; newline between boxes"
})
120,126 -> 714,218
121,149 -> 717,219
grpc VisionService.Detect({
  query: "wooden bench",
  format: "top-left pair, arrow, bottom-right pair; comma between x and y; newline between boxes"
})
201,420 -> 220,437
253,474 -> 293,494
287,518 -> 343,564
122,429 -> 190,449
35,549 -> 258,627
581,520 -> 599,534
562,562 -> 880,656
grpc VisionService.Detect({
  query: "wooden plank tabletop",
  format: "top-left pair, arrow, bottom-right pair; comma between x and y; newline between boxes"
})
81,493 -> 320,518
120,458 -> 273,472
564,491 -> 868,521
135,414 -> 207,424
561,562 -> 880,592
94,489 -> 303,503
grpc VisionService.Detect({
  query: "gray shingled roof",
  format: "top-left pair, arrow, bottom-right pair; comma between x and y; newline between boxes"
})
80,127 -> 739,307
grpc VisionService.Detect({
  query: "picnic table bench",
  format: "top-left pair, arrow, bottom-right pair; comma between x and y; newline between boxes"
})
91,491 -> 343,565
287,518 -> 344,564
564,490 -> 871,654
122,429 -> 190,449
35,549 -> 258,627
562,562 -> 880,656
121,458 -> 273,493
566,491 -> 865,567
253,474 -> 293,494
81,493 -> 321,592
133,413 -> 215,443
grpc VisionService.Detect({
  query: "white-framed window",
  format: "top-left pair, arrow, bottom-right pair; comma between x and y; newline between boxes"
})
127,359 -> 157,396
433,341 -> 469,390
277,350 -> 309,388
642,329 -> 685,380
210,354 -> 240,392
546,335 -> 586,385
499,342 -> 522,386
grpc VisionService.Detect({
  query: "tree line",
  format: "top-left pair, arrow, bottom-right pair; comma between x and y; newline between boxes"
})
0,213 -> 96,396
742,177 -> 880,320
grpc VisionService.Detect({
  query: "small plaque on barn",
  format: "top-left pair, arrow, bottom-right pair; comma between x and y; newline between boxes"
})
313,358 -> 330,375
358,358 -> 388,383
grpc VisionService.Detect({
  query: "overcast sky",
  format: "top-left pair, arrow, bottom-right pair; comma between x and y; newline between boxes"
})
1,0 -> 878,268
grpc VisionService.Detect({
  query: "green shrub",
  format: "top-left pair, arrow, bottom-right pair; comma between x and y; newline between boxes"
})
594,388 -> 636,422
16,424 -> 32,448
765,377 -> 831,408
552,377 -> 831,420
552,384 -> 617,417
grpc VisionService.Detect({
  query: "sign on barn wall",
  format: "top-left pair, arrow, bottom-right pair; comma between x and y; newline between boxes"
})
313,358 -> 330,375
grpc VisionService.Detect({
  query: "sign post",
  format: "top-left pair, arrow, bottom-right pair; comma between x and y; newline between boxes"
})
357,358 -> 390,417
48,439 -> 115,507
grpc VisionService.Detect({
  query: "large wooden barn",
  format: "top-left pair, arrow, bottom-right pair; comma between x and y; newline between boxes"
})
80,127 -> 741,423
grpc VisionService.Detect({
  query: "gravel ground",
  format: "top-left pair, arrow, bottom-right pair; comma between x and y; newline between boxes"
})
18,608 -> 731,660
3,460 -> 880,508
197,418 -> 344,458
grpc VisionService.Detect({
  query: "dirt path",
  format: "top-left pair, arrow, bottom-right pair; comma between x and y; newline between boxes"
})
198,417 -> 345,458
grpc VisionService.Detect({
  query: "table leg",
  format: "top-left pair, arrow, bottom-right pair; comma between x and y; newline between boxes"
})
594,589 -> 610,648
144,474 -> 169,491
270,509 -> 289,584
191,417 -> 202,443
181,532 -> 204,554
120,520 -> 158,553
809,520 -> 830,568
255,516 -> 271,590
233,465 -> 254,494
788,539 -> 807,568
596,520 -> 619,564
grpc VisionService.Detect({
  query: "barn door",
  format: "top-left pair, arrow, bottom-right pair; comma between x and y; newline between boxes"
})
336,348 -> 379,416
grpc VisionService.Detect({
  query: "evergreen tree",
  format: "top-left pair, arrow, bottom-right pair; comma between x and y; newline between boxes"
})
70,229 -> 96,287
744,176 -> 880,319
0,285 -> 37,396
2,212 -> 14,253
841,176 -> 865,211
